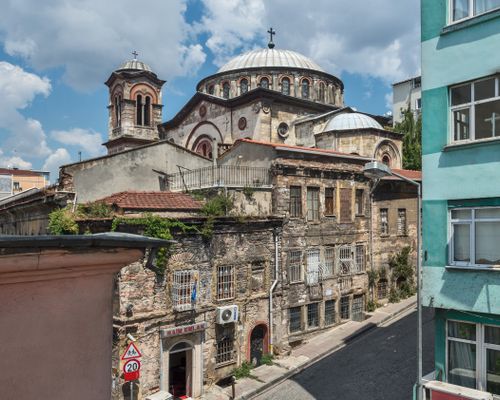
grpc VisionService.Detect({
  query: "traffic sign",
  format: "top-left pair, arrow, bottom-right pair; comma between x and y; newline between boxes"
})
123,359 -> 141,382
121,342 -> 142,360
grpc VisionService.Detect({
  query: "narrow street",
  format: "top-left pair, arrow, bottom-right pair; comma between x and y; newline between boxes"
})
254,308 -> 435,400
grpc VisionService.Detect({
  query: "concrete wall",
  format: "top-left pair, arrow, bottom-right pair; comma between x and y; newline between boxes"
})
392,79 -> 421,125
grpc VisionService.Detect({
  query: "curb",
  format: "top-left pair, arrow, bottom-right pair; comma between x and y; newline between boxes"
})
236,300 -> 417,400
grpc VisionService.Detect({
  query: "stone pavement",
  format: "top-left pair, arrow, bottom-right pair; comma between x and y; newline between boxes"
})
201,295 -> 417,400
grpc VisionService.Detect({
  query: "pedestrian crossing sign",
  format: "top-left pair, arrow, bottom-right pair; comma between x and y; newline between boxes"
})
121,342 -> 142,360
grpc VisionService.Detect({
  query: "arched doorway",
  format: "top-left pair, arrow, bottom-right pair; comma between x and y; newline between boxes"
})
169,341 -> 193,398
249,324 -> 268,366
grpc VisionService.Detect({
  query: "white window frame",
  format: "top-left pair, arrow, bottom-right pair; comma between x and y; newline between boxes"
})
288,250 -> 303,283
323,246 -> 335,277
449,207 -> 500,268
450,76 -> 500,143
306,248 -> 321,285
446,320 -> 500,394
172,270 -> 196,311
397,208 -> 407,236
449,0 -> 500,24
217,265 -> 235,300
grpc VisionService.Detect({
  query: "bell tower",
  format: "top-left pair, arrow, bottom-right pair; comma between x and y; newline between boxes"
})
104,53 -> 166,155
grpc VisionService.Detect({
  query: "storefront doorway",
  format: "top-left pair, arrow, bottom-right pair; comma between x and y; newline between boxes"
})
249,324 -> 268,366
168,341 -> 192,398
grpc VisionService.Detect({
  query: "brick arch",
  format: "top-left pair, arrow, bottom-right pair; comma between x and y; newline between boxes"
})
374,140 -> 401,169
130,83 -> 158,103
185,121 -> 223,148
246,321 -> 269,361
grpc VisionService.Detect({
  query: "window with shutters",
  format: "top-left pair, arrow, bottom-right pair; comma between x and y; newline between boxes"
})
340,188 -> 352,222
289,186 -> 302,218
355,189 -> 364,215
217,266 -> 235,300
325,187 -> 335,216
307,187 -> 320,221
397,208 -> 407,236
306,249 -> 320,285
288,250 -> 303,283
380,208 -> 389,234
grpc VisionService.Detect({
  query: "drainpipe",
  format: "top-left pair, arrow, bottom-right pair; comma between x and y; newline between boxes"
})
269,229 -> 279,355
369,179 -> 380,299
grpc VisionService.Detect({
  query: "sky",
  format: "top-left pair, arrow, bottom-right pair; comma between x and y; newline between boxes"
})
0,0 -> 420,182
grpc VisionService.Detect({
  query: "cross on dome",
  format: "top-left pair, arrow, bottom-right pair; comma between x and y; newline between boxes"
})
267,27 -> 276,49
132,50 -> 139,60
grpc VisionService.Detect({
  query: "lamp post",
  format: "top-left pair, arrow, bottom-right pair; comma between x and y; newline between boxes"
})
363,161 -> 422,400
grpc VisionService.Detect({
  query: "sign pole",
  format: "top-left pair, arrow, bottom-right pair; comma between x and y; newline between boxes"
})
130,381 -> 133,400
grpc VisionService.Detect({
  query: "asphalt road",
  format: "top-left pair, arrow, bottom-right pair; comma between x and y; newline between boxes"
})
254,308 -> 435,400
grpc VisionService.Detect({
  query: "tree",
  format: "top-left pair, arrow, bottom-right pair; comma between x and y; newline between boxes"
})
394,108 -> 422,170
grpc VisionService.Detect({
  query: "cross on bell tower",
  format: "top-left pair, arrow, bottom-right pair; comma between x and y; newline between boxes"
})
267,27 -> 276,49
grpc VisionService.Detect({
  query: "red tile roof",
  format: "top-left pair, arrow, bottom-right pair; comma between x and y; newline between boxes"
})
236,139 -> 371,160
98,191 -> 203,211
0,168 -> 47,177
390,169 -> 422,181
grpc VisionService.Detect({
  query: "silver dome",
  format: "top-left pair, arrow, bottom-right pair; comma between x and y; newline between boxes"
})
116,59 -> 153,72
324,113 -> 383,131
218,48 -> 325,73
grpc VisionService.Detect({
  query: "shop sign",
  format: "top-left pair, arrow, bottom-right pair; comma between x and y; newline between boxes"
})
161,322 -> 207,338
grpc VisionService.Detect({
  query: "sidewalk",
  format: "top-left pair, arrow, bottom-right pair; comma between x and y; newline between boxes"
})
202,295 -> 417,400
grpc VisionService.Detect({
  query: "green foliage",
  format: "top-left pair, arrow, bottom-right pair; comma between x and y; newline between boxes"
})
201,193 -> 234,217
388,246 -> 416,301
388,288 -> 401,303
394,108 -> 422,171
378,266 -> 388,280
367,269 -> 378,288
242,186 -> 255,201
367,300 -> 379,312
77,201 -> 113,218
48,207 -> 79,235
233,362 -> 254,379
260,353 -> 274,366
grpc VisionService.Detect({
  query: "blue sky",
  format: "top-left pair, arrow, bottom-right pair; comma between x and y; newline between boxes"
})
0,0 -> 420,181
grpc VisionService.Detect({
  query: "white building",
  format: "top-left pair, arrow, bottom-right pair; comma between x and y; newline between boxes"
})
392,76 -> 421,125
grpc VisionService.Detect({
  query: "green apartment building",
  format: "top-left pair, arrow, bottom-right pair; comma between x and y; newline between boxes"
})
422,0 -> 500,398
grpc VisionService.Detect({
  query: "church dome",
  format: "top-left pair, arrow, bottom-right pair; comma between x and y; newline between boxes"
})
324,112 -> 383,131
218,48 -> 325,73
116,59 -> 153,73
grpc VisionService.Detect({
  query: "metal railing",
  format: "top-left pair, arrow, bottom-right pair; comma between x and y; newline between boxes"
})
168,165 -> 272,191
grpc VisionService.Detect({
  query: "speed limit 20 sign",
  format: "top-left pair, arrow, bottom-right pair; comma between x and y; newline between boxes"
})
123,359 -> 141,381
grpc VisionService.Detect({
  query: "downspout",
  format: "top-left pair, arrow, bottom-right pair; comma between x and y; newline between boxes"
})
369,179 -> 380,299
269,229 -> 279,355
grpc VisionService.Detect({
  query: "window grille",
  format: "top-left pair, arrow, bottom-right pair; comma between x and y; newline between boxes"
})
355,189 -> 364,215
216,325 -> 235,365
325,300 -> 336,326
352,295 -> 364,322
380,208 -> 389,234
289,186 -> 302,218
340,296 -> 350,320
289,306 -> 302,333
338,276 -> 352,291
288,250 -> 303,283
355,244 -> 365,273
338,245 -> 354,275
307,187 -> 320,221
397,209 -> 407,235
172,270 -> 196,311
217,266 -> 235,300
307,303 -> 319,328
306,249 -> 320,285
325,188 -> 335,216
324,247 -> 335,277
377,279 -> 388,300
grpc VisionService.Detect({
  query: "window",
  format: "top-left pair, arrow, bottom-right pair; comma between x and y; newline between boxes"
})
413,77 -> 422,88
289,186 -> 302,218
260,77 -> 269,89
446,320 -> 500,395
324,247 -> 335,277
450,207 -> 500,267
144,96 -> 151,126
339,245 -> 354,275
451,0 -> 500,22
281,77 -> 290,95
216,325 -> 235,365
318,82 -> 325,102
222,82 -> 230,99
240,78 -> 249,95
13,182 -> 20,191
289,307 -> 302,333
377,279 -> 388,300
355,189 -> 364,215
324,300 -> 336,326
307,303 -> 319,328
416,98 -> 422,111
352,295 -> 364,322
288,250 -> 303,283
208,85 -> 215,95
340,296 -> 350,320
340,188 -> 352,222
325,188 -> 335,216
136,94 -> 143,125
136,94 -> 151,126
355,244 -> 365,273
114,95 -> 122,127
301,79 -> 310,99
380,208 -> 389,234
307,187 -> 320,221
398,209 -> 407,235
306,249 -> 320,285
172,270 -> 196,311
451,77 -> 500,142
217,266 -> 235,300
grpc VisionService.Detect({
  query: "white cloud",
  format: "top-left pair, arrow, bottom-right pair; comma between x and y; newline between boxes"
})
42,148 -> 72,183
0,150 -> 33,170
198,0 -> 420,83
0,0 -> 207,91
51,128 -> 105,158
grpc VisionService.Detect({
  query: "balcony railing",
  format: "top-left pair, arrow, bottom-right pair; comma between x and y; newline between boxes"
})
167,165 -> 272,192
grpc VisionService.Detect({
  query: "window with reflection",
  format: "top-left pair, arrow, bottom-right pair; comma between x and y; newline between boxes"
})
302,79 -> 310,99
260,77 -> 269,89
240,78 -> 248,95
281,77 -> 290,96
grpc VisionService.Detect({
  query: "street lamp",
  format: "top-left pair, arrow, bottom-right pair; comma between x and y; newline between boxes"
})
363,161 -> 423,400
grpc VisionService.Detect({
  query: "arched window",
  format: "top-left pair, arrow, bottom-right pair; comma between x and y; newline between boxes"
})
144,96 -> 151,126
302,79 -> 310,99
222,82 -> 230,99
382,154 -> 391,167
260,77 -> 269,89
208,85 -> 215,95
114,95 -> 122,127
281,77 -> 290,96
240,78 -> 249,95
136,94 -> 152,126
318,82 -> 325,102
136,94 -> 143,125
194,138 -> 213,159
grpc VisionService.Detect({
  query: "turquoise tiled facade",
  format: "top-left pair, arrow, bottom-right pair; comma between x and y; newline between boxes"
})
421,0 -> 500,392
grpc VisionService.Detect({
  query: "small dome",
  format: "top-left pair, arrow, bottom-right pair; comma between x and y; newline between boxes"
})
324,113 -> 383,131
116,59 -> 153,73
218,48 -> 325,73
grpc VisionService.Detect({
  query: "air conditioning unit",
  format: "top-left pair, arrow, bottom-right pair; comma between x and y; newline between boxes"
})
424,380 -> 493,400
216,305 -> 238,324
